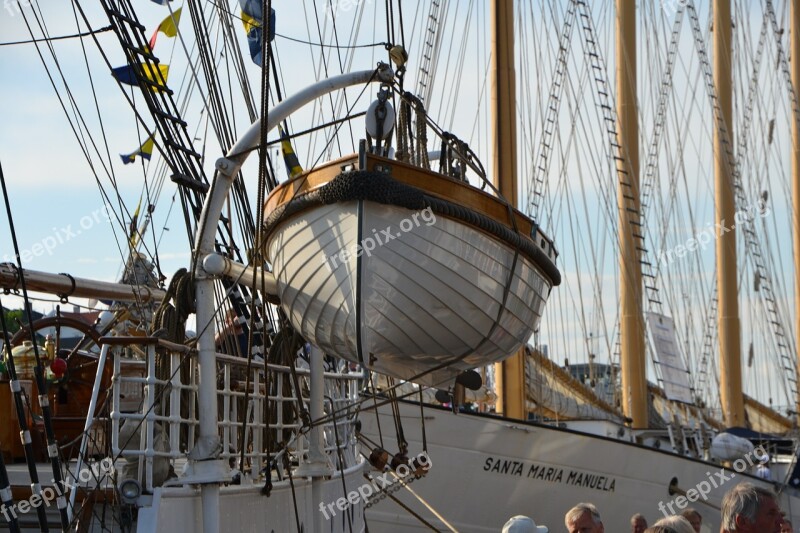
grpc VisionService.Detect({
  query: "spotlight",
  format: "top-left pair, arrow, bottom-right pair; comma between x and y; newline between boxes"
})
119,479 -> 141,504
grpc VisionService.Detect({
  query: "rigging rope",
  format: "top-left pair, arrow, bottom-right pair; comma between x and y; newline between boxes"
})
0,24 -> 112,46
0,161 -> 70,531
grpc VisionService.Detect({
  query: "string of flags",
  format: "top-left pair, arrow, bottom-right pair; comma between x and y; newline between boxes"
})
119,2 -> 279,165
117,7 -> 181,164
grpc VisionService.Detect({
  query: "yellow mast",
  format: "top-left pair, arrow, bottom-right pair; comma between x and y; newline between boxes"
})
714,0 -> 745,426
491,0 -> 526,419
616,0 -> 648,428
792,0 -> 800,418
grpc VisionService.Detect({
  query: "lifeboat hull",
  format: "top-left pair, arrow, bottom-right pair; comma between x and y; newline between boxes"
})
267,198 -> 554,386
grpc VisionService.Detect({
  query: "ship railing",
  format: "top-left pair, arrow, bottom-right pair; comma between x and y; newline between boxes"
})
214,352 -> 363,476
106,337 -> 362,491
108,337 -> 195,492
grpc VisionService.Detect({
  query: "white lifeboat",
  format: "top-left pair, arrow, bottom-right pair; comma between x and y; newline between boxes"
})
262,151 -> 560,386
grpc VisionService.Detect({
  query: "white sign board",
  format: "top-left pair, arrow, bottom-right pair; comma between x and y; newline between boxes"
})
646,313 -> 694,404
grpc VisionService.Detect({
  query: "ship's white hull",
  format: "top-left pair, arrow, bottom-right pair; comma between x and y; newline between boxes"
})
136,462 -> 367,533
359,401 -> 800,532
267,200 -> 553,386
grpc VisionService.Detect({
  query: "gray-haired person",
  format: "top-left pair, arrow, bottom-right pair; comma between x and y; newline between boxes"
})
720,482 -> 783,533
565,503 -> 604,533
679,508 -> 701,533
644,515 -> 695,533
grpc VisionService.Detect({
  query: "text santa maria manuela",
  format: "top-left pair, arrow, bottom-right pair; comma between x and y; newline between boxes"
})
482,456 -> 616,492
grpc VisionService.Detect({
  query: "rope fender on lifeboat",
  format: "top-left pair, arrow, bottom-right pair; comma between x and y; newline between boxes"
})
262,170 -> 561,286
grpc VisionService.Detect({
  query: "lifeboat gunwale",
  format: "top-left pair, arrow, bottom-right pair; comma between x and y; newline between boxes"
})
263,153 -> 560,287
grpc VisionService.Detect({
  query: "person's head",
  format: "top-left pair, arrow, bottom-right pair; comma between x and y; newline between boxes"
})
501,515 -> 548,533
680,508 -> 702,533
644,515 -> 695,533
720,482 -> 783,533
779,519 -> 792,533
631,513 -> 648,533
565,503 -> 604,533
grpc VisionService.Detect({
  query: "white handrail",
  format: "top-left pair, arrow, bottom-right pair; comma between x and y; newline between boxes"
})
68,344 -> 110,522
109,341 -> 362,493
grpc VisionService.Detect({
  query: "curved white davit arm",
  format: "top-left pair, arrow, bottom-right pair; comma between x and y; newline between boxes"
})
196,64 -> 393,258
230,65 -> 394,163
189,65 -> 393,533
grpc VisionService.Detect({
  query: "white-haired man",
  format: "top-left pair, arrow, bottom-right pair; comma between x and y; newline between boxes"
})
564,502 -> 604,533
720,482 -> 783,533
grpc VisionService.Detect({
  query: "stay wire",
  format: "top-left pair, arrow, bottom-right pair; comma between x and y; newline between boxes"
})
310,1 -> 345,157
276,31 -> 387,49
327,0 -> 358,152
326,395 -> 355,533
0,160 -> 70,531
0,24 -> 112,45
239,0 -> 273,483
69,0 -> 186,263
0,302 -> 37,532
30,1 -> 122,208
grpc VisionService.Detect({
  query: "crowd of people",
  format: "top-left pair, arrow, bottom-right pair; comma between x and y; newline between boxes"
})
501,481 -> 792,533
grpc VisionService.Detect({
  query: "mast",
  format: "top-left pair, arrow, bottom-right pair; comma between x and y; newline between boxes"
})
792,0 -> 800,418
491,0 -> 526,419
616,0 -> 647,428
714,0 -> 744,426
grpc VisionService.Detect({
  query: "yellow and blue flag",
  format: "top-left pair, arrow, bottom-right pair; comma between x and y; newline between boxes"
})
149,8 -> 182,49
240,0 -> 275,65
120,135 -> 155,165
279,126 -> 303,178
112,63 -> 170,91
129,198 -> 142,248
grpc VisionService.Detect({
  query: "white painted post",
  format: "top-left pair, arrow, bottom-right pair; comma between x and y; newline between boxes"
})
68,344 -> 110,522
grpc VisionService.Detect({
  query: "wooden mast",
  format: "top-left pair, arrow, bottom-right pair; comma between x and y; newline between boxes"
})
792,0 -> 800,419
491,0 -> 526,419
714,0 -> 745,426
616,0 -> 647,428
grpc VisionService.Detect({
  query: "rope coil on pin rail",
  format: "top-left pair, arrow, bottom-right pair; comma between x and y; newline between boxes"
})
57,272 -> 76,303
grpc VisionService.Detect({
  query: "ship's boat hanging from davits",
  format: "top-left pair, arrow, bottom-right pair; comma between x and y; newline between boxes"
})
262,134 -> 561,386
